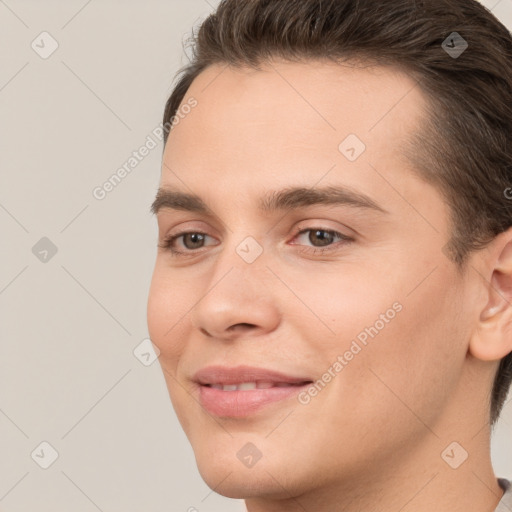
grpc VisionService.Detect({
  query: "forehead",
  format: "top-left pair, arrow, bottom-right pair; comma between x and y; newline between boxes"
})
161,59 -> 429,211
166,59 -> 425,155
178,59 -> 423,132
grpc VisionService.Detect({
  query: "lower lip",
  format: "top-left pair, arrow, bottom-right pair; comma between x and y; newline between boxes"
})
198,384 -> 311,417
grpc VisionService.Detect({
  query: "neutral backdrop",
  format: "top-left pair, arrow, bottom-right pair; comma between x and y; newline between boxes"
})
1,1 -> 511,511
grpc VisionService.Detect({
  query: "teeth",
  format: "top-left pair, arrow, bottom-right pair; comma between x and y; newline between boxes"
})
207,381 -> 297,391
238,382 -> 257,390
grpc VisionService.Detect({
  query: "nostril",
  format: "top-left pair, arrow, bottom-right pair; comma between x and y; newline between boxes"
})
229,323 -> 256,330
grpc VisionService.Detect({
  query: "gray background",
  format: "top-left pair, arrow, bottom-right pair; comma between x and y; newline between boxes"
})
0,1 -> 511,511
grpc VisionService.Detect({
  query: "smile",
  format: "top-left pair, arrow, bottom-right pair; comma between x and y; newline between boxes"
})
208,381 -> 303,391
193,365 -> 313,417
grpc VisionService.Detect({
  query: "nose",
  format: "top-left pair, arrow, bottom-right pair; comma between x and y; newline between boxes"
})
189,258 -> 281,342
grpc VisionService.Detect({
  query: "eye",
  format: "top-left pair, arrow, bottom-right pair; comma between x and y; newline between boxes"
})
289,227 -> 353,255
158,231 -> 217,256
158,226 -> 353,258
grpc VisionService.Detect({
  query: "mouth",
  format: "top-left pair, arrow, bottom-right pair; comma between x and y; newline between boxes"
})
206,381 -> 310,391
193,365 -> 314,417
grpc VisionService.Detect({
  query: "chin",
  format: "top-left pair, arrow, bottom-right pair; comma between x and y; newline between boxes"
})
186,434 -> 285,499
196,458 -> 288,500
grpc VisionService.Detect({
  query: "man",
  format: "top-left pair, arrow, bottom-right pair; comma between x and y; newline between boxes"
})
147,0 -> 512,510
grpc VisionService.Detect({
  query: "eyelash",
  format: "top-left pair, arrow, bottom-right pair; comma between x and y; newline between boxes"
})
158,227 -> 353,257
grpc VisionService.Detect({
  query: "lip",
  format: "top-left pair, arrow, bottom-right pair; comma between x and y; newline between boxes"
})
193,365 -> 312,385
193,365 -> 313,417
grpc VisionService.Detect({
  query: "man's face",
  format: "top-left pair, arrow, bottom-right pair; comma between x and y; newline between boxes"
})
147,60 -> 478,498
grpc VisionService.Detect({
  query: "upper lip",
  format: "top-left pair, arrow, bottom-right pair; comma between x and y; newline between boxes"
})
193,365 -> 313,385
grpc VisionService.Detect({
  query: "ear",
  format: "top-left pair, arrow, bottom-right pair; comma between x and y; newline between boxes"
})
470,229 -> 512,362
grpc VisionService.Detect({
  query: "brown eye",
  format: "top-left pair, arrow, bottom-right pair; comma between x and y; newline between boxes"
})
182,233 -> 206,250
290,227 -> 354,256
159,231 -> 217,256
307,229 -> 336,247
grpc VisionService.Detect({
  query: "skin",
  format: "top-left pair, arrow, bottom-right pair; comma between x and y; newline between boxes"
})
147,59 -> 512,512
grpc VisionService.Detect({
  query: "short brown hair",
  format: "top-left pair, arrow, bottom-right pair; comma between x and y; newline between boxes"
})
162,0 -> 512,425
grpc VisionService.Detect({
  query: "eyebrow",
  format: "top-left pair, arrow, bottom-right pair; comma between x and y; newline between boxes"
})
150,185 -> 387,217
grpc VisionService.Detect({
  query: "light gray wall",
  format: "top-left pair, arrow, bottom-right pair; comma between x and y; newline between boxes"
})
0,1 -> 510,511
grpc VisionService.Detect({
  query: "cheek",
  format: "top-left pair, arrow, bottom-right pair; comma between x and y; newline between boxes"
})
295,260 -> 465,425
358,270 -> 464,423
307,257 -> 462,359
286,264 -> 404,353
147,265 -> 199,431
146,264 -> 194,365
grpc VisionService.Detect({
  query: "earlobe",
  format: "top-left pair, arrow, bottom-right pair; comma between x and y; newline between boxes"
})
469,230 -> 512,362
